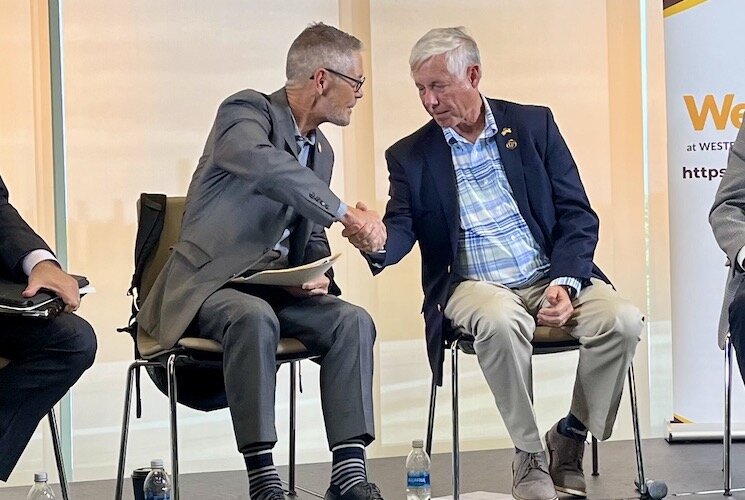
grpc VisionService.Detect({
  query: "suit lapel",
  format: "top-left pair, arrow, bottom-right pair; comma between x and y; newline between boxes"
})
488,99 -> 531,223
269,88 -> 301,159
422,124 -> 459,257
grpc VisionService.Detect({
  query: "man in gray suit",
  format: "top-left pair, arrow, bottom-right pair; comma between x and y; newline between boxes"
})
711,121 -> 745,382
138,23 -> 385,500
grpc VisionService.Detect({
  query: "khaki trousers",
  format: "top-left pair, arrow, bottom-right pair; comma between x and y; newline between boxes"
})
444,278 -> 643,453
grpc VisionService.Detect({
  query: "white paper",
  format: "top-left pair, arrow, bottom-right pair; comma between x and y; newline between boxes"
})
229,253 -> 341,287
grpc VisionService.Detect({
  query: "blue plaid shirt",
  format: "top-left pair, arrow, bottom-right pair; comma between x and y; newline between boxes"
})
443,96 -> 581,294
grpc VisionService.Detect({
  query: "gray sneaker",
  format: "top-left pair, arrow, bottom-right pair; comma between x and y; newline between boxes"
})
545,422 -> 587,497
512,450 -> 558,500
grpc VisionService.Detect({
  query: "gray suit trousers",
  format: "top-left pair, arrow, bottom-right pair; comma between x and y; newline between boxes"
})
196,287 -> 376,452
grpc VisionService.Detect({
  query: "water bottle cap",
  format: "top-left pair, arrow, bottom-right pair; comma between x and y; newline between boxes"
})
412,439 -> 424,448
34,472 -> 48,482
150,459 -> 164,468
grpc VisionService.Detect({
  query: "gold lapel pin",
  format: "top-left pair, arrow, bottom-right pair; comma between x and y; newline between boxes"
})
506,138 -> 518,150
501,127 -> 512,136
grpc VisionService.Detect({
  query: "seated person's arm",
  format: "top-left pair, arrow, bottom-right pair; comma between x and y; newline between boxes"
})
23,254 -> 81,313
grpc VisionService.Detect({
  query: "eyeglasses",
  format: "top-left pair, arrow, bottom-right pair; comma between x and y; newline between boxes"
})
310,68 -> 365,92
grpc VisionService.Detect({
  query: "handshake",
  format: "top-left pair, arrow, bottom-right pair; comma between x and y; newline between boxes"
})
340,201 -> 387,253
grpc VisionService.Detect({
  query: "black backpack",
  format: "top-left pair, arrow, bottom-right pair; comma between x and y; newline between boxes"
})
118,194 -> 227,416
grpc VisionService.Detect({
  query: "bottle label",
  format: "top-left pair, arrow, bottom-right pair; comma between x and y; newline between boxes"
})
407,472 -> 430,488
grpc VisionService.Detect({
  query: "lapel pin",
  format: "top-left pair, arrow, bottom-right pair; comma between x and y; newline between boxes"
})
506,138 -> 518,150
501,127 -> 512,136
317,142 -> 322,153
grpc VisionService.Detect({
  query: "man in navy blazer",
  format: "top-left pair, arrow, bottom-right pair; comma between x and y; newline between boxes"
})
367,28 -> 643,500
0,175 -> 96,482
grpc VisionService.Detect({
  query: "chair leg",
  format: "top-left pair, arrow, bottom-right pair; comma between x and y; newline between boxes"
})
167,355 -> 180,500
288,361 -> 298,497
627,363 -> 647,496
451,340 -> 461,500
724,335 -> 733,496
426,374 -> 438,457
591,435 -> 599,476
115,360 -> 151,500
48,408 -> 69,500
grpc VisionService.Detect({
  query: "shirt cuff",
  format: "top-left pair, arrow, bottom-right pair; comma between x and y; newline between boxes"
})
737,246 -> 745,271
22,249 -> 58,276
365,249 -> 386,268
550,277 -> 582,297
335,201 -> 348,220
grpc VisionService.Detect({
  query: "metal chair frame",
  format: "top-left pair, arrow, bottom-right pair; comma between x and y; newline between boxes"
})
425,333 -> 650,499
114,345 -> 322,500
723,334 -> 745,497
673,334 -> 745,498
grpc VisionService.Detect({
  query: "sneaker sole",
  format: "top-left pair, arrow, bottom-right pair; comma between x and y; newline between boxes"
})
555,485 -> 587,497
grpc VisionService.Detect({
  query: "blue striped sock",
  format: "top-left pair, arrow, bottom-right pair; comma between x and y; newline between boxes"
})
244,447 -> 283,499
331,439 -> 367,495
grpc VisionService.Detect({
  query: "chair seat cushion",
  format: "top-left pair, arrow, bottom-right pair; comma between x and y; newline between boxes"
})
453,325 -> 579,355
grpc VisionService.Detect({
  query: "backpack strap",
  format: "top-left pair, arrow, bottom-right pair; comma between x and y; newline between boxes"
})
118,193 -> 168,419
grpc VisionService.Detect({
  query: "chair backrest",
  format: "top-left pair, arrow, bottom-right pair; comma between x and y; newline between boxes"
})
137,196 -> 186,306
130,195 -> 229,412
134,196 -> 186,357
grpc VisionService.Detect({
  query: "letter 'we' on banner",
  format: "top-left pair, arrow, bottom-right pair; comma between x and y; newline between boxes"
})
663,0 -> 745,439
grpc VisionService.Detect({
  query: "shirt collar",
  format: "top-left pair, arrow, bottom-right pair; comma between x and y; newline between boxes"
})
442,94 -> 498,146
289,111 -> 317,148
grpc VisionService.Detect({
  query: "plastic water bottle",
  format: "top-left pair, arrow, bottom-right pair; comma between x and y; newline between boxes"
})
26,472 -> 56,499
406,440 -> 431,500
143,459 -> 172,500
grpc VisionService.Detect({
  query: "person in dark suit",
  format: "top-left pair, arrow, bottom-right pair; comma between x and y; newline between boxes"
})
710,121 -> 745,381
366,28 -> 643,500
138,23 -> 385,500
0,175 -> 97,482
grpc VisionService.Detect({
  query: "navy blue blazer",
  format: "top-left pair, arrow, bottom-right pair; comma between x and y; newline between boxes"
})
0,175 -> 52,282
374,98 -> 608,384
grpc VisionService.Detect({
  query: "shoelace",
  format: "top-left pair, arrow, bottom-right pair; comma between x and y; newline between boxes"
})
362,482 -> 383,499
264,490 -> 286,500
516,454 -> 547,483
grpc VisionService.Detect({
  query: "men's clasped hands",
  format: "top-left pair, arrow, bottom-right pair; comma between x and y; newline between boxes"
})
340,201 -> 387,253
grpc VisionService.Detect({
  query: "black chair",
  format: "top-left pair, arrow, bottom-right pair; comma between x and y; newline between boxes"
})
0,357 -> 70,500
425,326 -> 659,499
114,196 -> 322,500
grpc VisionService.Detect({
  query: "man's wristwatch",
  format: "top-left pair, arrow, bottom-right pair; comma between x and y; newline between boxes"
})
560,284 -> 578,300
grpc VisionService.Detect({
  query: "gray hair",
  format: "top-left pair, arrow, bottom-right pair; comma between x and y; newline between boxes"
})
286,23 -> 363,85
409,27 -> 481,78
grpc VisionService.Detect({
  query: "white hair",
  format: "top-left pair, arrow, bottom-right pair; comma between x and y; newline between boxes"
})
409,27 -> 481,78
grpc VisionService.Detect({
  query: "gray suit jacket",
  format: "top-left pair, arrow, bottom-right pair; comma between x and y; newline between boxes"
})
138,88 -> 342,348
710,122 -> 745,348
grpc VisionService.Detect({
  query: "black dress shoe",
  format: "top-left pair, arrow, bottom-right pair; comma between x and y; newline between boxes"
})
324,481 -> 384,499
